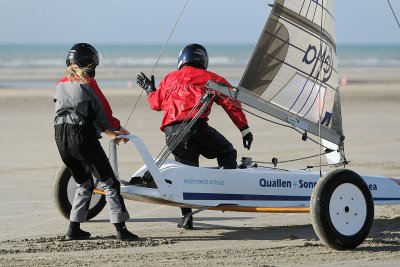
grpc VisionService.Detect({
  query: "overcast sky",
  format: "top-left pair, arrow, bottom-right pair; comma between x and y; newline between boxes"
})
1,0 -> 399,45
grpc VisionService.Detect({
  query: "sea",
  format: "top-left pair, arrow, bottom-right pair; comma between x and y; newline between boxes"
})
0,44 -> 399,89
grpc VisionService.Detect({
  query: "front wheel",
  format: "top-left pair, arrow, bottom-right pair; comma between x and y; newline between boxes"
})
52,164 -> 107,221
310,169 -> 374,250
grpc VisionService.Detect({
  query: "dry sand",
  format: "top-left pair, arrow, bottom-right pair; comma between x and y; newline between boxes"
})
0,66 -> 399,266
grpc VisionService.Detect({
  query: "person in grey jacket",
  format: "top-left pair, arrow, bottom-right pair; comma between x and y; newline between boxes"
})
54,43 -> 138,241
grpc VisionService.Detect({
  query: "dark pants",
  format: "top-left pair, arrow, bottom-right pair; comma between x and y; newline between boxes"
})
164,119 -> 237,169
164,119 -> 237,216
54,123 -> 129,223
55,124 -> 114,184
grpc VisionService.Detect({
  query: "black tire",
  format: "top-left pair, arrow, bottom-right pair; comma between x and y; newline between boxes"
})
310,169 -> 374,250
52,164 -> 107,221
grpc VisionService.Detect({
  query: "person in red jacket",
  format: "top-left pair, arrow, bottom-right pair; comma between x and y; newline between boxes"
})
137,43 -> 253,229
54,43 -> 138,240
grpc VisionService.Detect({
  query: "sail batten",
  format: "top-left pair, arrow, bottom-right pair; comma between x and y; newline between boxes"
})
274,2 -> 336,49
261,49 -> 338,91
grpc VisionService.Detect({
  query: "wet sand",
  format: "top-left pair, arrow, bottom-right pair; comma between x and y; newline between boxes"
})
0,66 -> 399,266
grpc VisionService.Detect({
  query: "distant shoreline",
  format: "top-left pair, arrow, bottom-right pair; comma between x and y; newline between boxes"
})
0,44 -> 399,70
1,65 -> 400,90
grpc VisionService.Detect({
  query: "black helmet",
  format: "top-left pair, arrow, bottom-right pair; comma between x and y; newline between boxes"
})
177,44 -> 208,70
66,43 -> 100,69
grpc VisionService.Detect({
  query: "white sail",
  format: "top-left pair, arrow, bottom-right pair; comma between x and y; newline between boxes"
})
239,0 -> 343,142
207,0 -> 344,163
241,0 -> 342,135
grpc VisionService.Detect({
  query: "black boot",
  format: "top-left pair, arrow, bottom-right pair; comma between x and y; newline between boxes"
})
177,208 -> 194,230
65,222 -> 91,240
114,222 -> 140,241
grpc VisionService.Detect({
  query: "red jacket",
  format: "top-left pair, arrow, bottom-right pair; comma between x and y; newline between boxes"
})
56,76 -> 121,130
148,66 -> 248,131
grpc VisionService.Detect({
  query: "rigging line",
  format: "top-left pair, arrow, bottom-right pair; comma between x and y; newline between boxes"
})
254,150 -> 332,165
301,160 -> 349,170
217,87 -> 347,167
316,0 -> 327,177
387,0 -> 400,29
206,90 -> 333,166
216,91 -> 332,150
276,0 -> 333,172
150,0 -> 190,75
123,0 -> 190,128
255,161 -> 346,169
123,87 -> 144,128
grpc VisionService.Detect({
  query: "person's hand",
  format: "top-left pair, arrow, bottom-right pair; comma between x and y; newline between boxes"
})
117,126 -> 130,143
241,127 -> 253,150
118,127 -> 130,135
137,72 -> 156,93
104,129 -> 127,144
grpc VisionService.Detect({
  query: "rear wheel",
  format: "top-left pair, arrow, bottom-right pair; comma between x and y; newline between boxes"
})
52,164 -> 106,221
310,169 -> 374,250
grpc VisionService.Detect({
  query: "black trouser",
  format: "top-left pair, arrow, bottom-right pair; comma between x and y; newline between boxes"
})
54,123 -> 129,223
164,119 -> 237,217
55,123 -> 114,184
164,119 -> 237,169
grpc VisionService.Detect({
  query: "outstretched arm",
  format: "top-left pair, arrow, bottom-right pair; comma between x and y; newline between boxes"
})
137,72 -> 156,94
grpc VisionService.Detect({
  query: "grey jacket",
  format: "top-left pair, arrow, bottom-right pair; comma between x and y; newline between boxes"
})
54,79 -> 111,136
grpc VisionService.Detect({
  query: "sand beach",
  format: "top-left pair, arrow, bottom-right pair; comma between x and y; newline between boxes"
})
0,65 -> 399,266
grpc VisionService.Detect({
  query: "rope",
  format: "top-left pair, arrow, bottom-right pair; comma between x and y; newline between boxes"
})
124,0 -> 191,128
387,0 -> 400,29
216,89 -> 331,150
253,151 -> 333,166
317,0 -> 325,177
212,86 -> 348,167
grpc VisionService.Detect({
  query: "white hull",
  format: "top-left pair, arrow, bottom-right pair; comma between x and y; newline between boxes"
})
117,135 -> 400,211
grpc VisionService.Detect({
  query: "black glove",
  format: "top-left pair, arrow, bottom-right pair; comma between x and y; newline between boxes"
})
137,72 -> 156,93
241,127 -> 253,150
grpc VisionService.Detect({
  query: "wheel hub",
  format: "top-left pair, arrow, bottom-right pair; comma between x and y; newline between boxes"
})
329,183 -> 367,236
